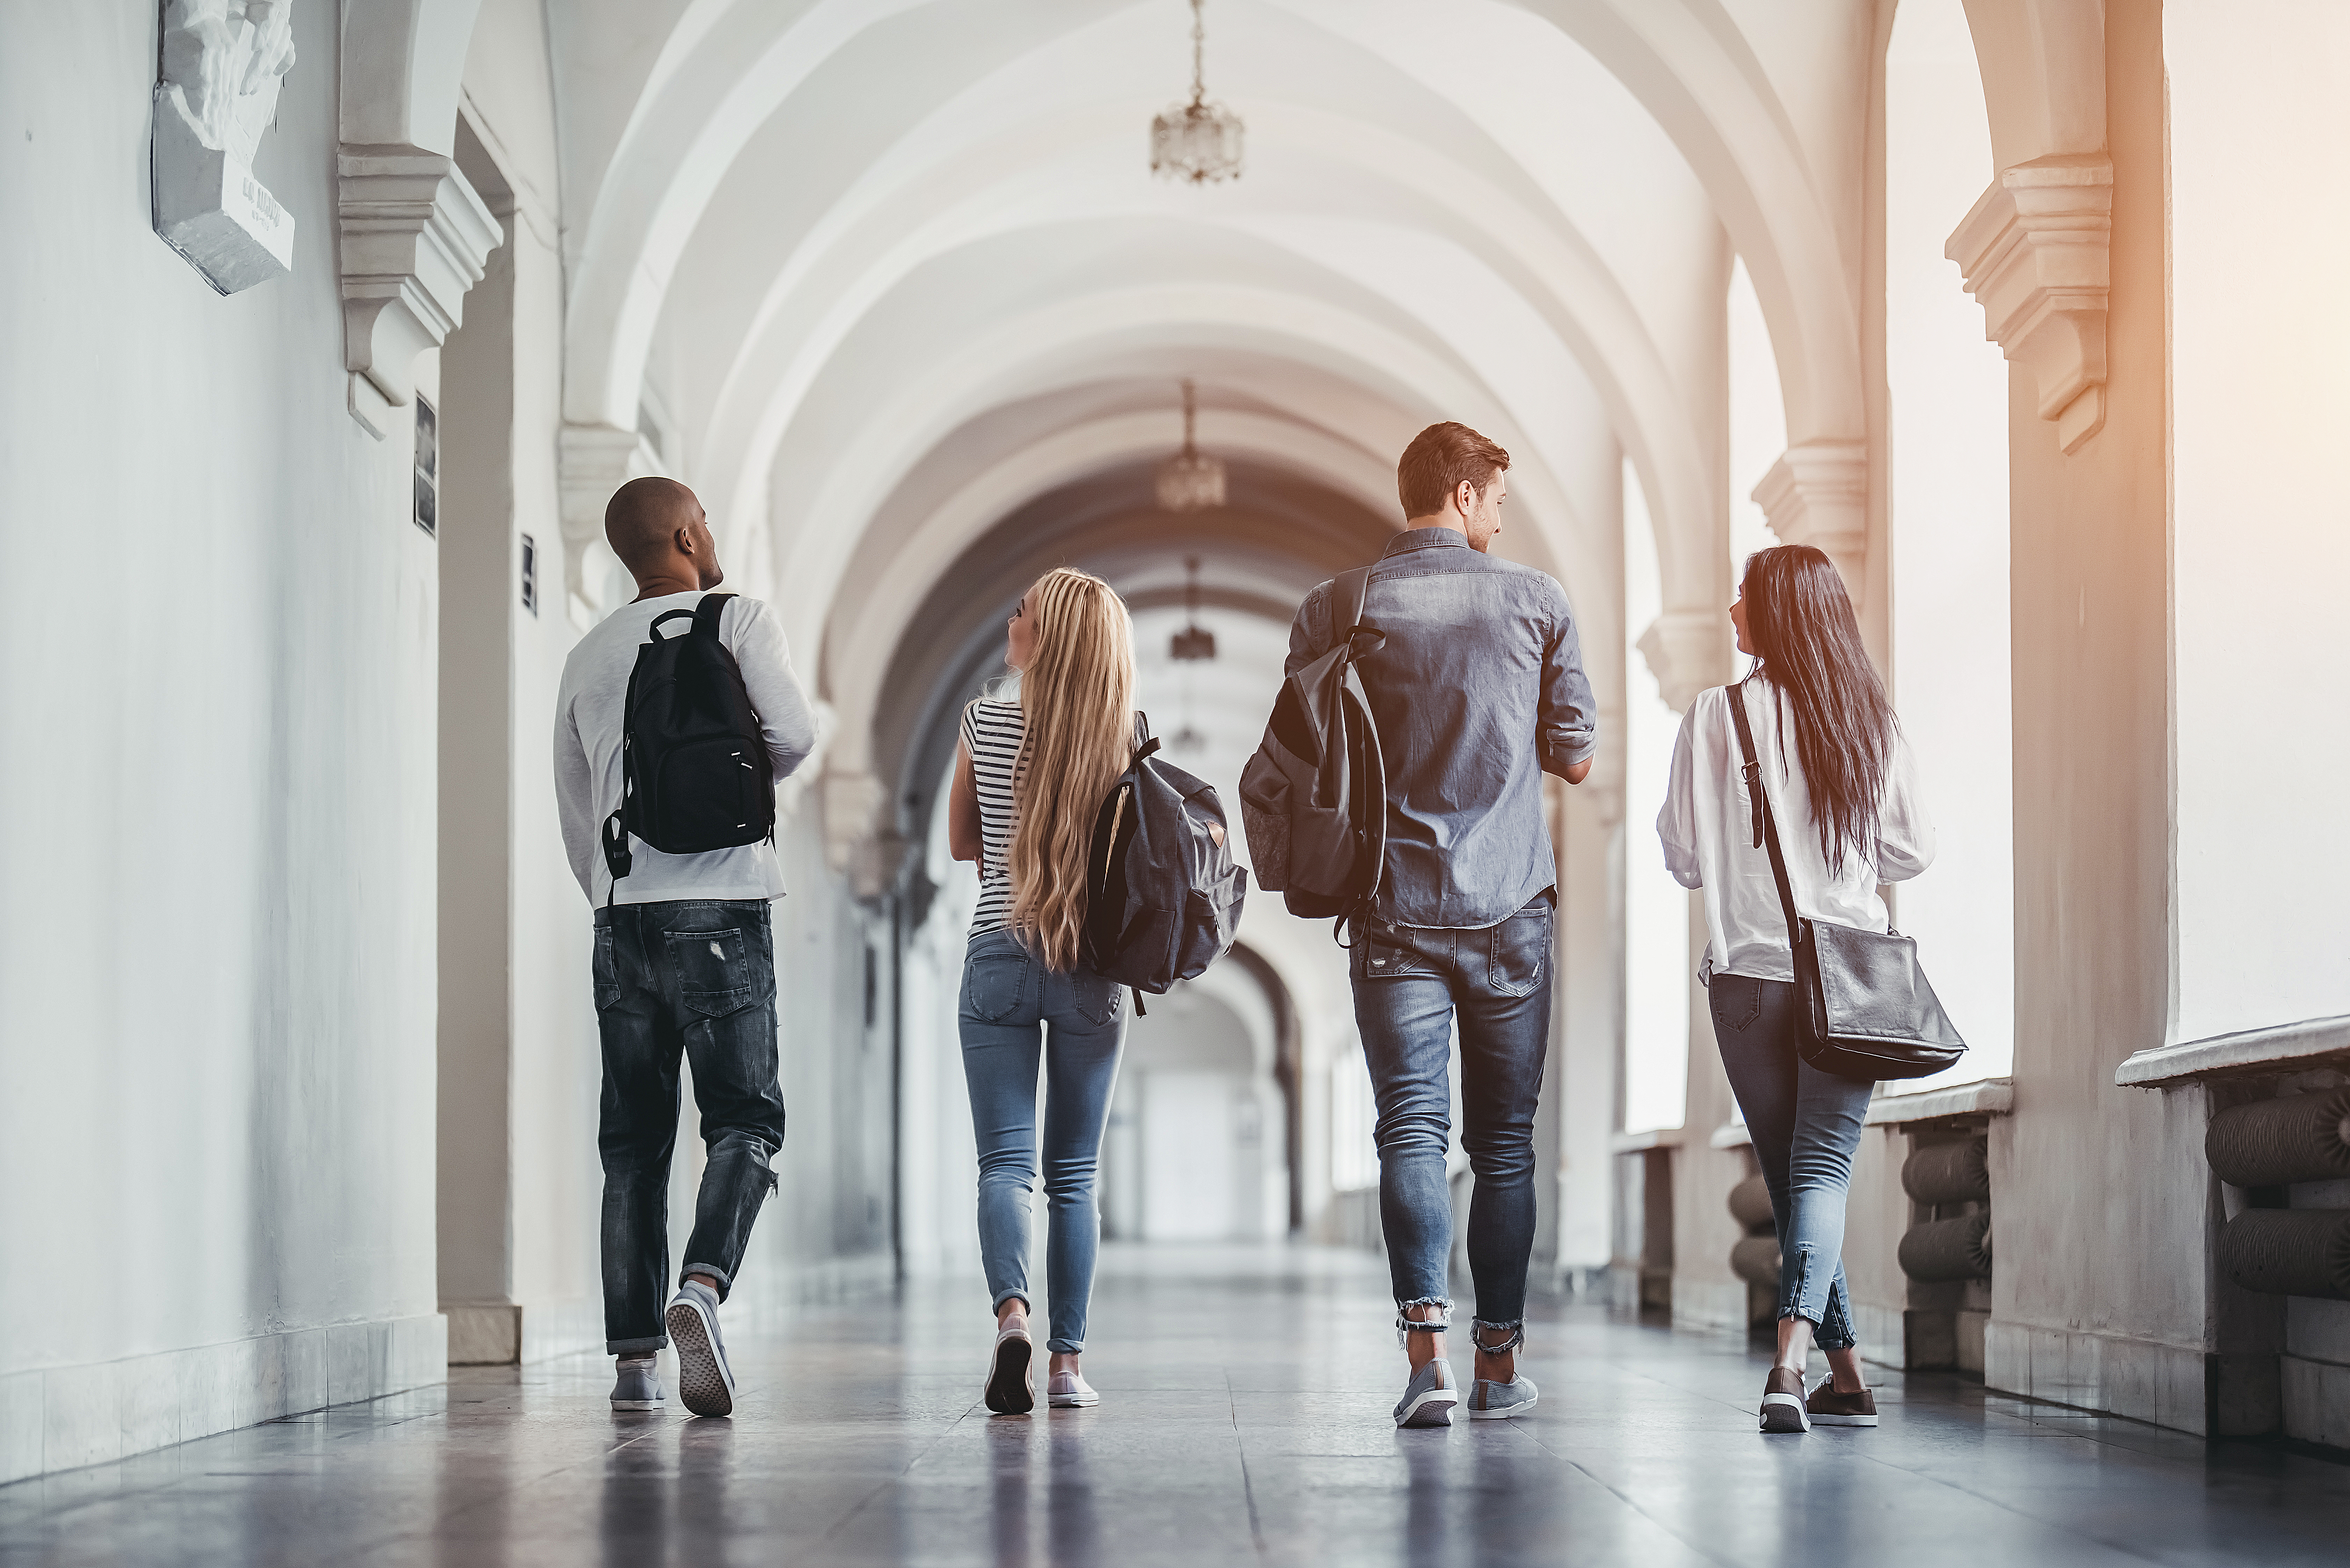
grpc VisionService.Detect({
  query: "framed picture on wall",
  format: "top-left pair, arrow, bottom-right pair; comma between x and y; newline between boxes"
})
413,394 -> 438,536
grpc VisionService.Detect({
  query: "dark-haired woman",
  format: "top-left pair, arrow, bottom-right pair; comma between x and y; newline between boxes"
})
1657,544 -> 1933,1435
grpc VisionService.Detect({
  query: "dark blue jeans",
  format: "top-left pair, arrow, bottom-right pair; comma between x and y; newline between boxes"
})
958,929 -> 1128,1354
594,900 -> 786,1353
1351,894 -> 1553,1329
1708,972 -> 1871,1350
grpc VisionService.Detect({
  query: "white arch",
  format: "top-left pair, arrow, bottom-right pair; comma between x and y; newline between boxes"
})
339,0 -> 484,151
1512,0 -> 1864,444
685,101 -> 1720,632
822,407 -> 1407,780
756,281 -> 1595,661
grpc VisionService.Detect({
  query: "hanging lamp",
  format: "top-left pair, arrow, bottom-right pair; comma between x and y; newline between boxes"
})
1170,555 -> 1216,662
1155,380 -> 1226,513
1149,0 -> 1244,185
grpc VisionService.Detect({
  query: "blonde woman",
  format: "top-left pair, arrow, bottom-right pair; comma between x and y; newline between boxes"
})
947,567 -> 1137,1415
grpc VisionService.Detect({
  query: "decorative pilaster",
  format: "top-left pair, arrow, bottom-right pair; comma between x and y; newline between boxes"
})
339,145 -> 500,438
556,423 -> 660,626
823,770 -> 907,901
1636,610 -> 1731,714
1751,440 -> 1869,598
1947,153 -> 2114,454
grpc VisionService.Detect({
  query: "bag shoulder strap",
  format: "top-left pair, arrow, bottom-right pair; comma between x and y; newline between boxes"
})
1724,680 -> 1803,943
692,591 -> 736,639
1336,565 -> 1373,642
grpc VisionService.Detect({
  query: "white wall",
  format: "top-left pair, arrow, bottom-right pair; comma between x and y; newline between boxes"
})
0,2 -> 443,1480
2165,0 -> 2350,1044
1883,0 -> 2015,1083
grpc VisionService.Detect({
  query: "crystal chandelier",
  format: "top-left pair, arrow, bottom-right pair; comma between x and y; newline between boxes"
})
1155,379 -> 1226,513
1150,0 -> 1244,185
1170,556 -> 1216,662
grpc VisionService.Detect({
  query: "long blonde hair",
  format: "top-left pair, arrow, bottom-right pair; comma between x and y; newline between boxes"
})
1008,568 -> 1137,970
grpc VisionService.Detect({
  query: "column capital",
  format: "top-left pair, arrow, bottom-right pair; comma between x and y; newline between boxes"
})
1751,440 -> 1869,599
556,423 -> 661,626
823,769 -> 908,902
1636,611 -> 1732,715
339,144 -> 500,437
1947,153 -> 2114,453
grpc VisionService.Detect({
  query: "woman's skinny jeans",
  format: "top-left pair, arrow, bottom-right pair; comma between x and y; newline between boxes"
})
958,928 -> 1128,1354
1709,972 -> 1873,1350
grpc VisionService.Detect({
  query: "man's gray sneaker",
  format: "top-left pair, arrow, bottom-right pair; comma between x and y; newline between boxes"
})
1466,1374 -> 1538,1419
609,1358 -> 664,1411
664,1278 -> 736,1417
1394,1358 -> 1458,1428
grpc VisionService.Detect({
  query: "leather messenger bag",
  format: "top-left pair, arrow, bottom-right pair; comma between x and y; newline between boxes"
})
1723,681 -> 1966,1083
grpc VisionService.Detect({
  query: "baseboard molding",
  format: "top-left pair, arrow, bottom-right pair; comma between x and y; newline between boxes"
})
442,1297 -> 605,1366
0,1312 -> 446,1484
1983,1319 -> 2210,1435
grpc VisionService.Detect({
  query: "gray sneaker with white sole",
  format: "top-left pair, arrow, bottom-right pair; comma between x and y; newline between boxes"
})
609,1358 -> 664,1410
1467,1375 -> 1539,1419
665,1279 -> 737,1417
1394,1358 -> 1459,1428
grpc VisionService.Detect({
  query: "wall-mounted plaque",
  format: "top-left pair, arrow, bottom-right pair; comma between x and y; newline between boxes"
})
152,1 -> 298,295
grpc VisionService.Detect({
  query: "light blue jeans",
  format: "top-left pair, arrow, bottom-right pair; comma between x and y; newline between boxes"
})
1708,972 -> 1873,1350
958,928 -> 1128,1354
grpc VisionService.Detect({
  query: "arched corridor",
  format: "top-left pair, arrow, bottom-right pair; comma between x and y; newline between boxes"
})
5,2 -> 2350,1562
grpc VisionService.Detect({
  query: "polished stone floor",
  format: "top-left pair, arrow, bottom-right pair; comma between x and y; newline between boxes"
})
3,1243 -> 2345,1566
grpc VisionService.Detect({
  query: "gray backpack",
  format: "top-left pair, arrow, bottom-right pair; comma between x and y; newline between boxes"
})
1080,715 -> 1249,1012
1237,565 -> 1388,923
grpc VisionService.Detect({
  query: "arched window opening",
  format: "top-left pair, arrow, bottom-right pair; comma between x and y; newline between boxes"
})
1885,0 -> 2013,1084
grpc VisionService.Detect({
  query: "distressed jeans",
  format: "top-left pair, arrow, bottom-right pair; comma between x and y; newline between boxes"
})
1709,972 -> 1872,1350
594,900 -> 786,1353
1351,894 -> 1553,1331
959,929 -> 1128,1354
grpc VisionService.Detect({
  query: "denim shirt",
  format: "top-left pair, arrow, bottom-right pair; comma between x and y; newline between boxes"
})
1285,528 -> 1598,929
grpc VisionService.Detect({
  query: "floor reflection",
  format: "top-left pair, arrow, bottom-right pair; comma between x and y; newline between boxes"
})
3,1244 -> 2348,1567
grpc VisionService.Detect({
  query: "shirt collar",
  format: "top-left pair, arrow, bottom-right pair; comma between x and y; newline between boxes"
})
1381,527 -> 1471,558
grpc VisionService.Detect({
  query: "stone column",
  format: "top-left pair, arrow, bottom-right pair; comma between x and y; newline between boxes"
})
1750,440 -> 1870,600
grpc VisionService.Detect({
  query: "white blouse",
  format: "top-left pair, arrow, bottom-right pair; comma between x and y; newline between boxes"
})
1657,680 -> 1934,983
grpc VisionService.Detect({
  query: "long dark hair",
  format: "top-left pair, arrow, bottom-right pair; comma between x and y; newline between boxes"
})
1739,545 -> 1896,875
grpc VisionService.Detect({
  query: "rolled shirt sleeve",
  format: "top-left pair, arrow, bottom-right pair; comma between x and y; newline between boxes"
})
1538,583 -> 1599,773
1874,730 -> 1935,883
1657,703 -> 1704,889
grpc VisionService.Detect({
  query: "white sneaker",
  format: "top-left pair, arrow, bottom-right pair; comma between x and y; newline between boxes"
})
1048,1370 -> 1100,1408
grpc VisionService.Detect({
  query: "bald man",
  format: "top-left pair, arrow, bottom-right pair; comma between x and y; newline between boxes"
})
553,477 -> 817,1417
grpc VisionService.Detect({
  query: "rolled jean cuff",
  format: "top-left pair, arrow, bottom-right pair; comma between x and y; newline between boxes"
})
992,1287 -> 1032,1314
607,1333 -> 668,1355
1046,1336 -> 1083,1355
680,1263 -> 735,1300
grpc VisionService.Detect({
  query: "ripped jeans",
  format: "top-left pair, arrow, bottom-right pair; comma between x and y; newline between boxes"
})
594,901 -> 787,1353
1709,972 -> 1873,1350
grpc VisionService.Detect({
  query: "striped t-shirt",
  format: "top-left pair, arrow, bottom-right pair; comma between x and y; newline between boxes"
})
961,697 -> 1028,940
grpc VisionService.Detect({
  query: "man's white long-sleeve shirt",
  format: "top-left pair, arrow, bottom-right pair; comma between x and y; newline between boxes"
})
554,591 -> 816,906
1657,680 -> 1933,982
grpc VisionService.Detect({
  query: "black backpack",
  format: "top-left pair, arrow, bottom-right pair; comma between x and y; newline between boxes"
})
1237,565 -> 1387,923
599,593 -> 774,904
1080,714 -> 1249,1012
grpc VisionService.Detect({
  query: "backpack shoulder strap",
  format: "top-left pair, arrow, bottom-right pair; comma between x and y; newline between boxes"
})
693,591 -> 736,639
1724,680 -> 1801,942
1335,565 -> 1374,647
